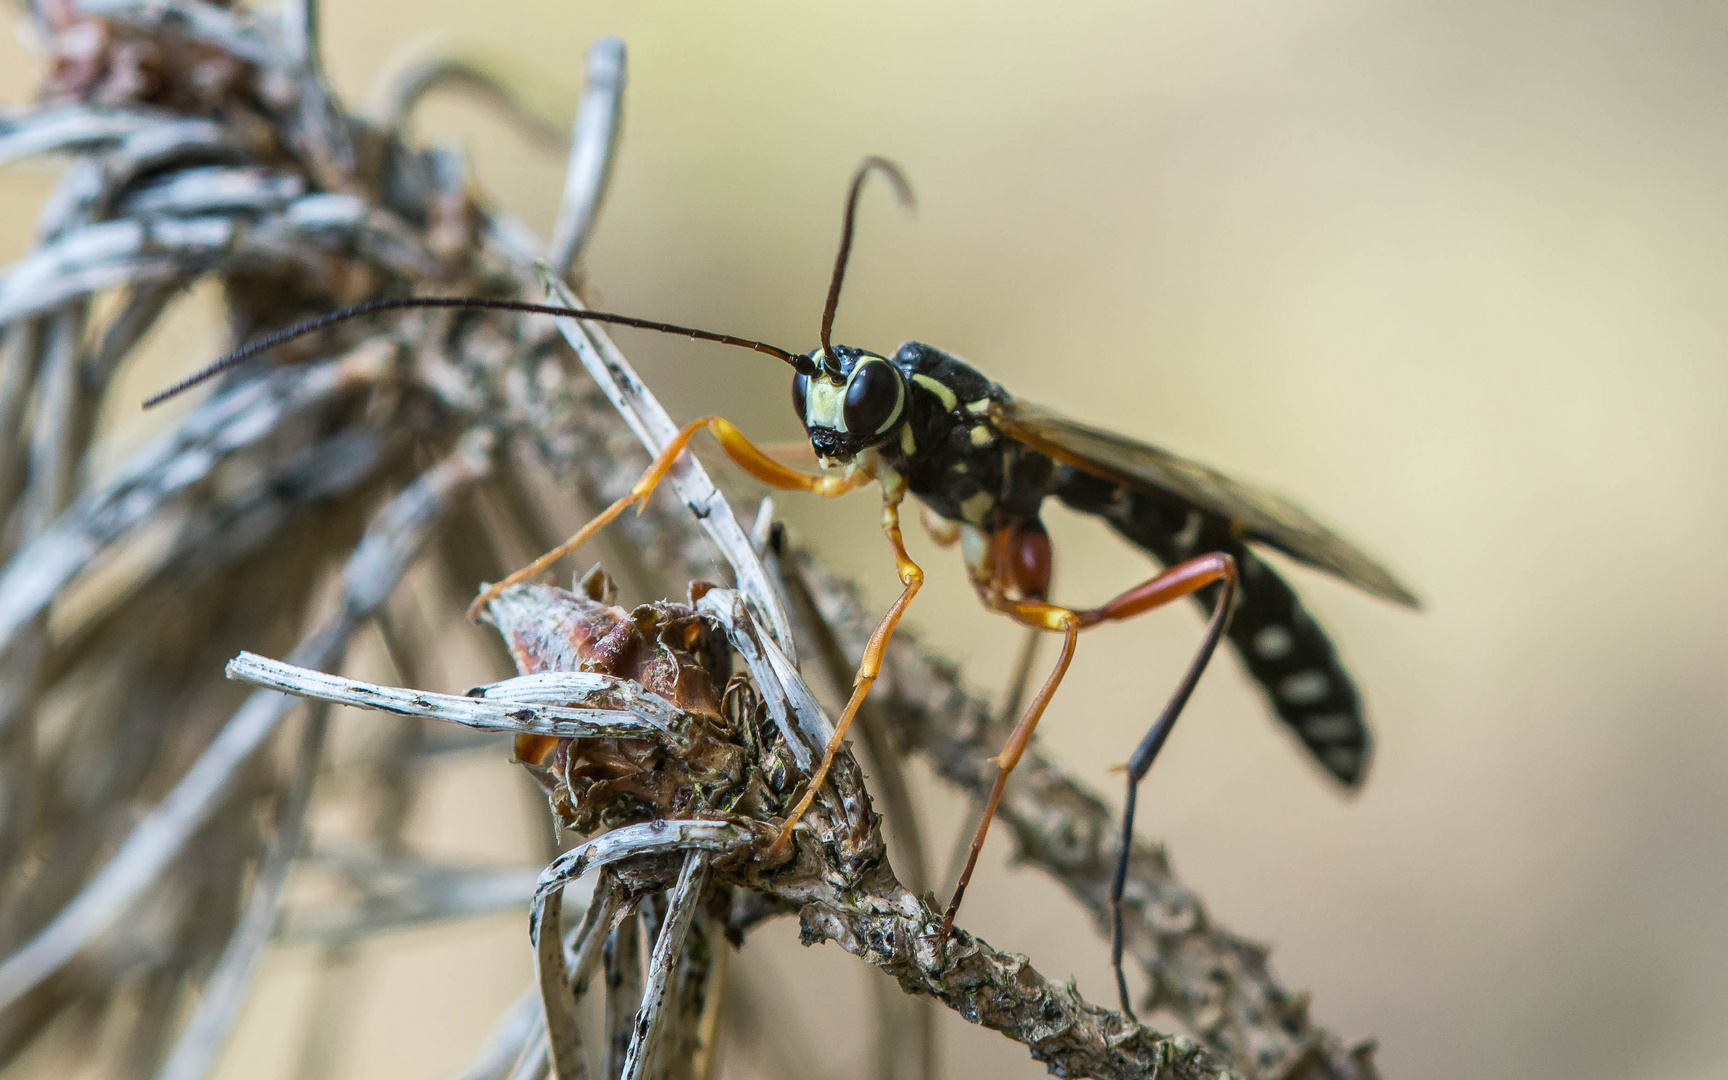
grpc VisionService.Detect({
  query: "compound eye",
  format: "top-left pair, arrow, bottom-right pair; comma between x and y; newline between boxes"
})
791,372 -> 809,425
843,360 -> 904,436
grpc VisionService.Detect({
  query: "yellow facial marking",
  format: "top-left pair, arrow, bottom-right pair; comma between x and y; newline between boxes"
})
912,374 -> 958,413
900,424 -> 916,455
805,377 -> 846,430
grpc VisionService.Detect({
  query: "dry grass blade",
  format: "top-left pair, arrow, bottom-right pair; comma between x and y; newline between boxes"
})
368,34 -> 574,145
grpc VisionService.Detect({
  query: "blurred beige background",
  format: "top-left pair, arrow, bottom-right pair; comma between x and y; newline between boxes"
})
6,2 -> 1728,1079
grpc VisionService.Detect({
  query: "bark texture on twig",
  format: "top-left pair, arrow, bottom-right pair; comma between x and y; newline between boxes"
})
241,583 -> 1241,1080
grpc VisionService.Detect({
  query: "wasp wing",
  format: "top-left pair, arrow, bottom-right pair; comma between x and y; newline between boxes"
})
994,398 -> 1420,607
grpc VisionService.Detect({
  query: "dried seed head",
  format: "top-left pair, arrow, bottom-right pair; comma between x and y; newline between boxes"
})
490,581 -> 789,835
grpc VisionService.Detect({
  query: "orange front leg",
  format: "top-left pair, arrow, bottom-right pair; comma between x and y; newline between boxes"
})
468,417 -> 868,620
766,496 -> 923,857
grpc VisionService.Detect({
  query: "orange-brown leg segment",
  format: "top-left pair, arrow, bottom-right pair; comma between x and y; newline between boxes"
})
766,497 -> 923,858
467,417 -> 869,620
941,551 -> 1239,965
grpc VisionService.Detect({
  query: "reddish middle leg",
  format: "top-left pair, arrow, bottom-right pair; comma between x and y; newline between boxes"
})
941,528 -> 1237,966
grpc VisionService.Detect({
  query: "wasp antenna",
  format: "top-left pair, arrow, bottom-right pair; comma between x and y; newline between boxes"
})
143,296 -> 810,409
819,156 -> 915,373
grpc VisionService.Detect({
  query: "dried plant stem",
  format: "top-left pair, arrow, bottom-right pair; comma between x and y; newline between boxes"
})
228,651 -> 669,739
619,851 -> 711,1080
0,431 -> 494,1010
548,38 -> 626,279
601,912 -> 642,1080
534,886 -> 588,1080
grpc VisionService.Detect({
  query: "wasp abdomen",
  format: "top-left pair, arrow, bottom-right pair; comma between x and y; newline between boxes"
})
1054,468 -> 1372,786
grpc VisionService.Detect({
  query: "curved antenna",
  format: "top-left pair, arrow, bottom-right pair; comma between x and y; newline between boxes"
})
819,156 -> 915,374
143,296 -> 811,409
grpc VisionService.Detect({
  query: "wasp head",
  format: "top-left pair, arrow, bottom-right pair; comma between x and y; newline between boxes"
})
790,345 -> 906,463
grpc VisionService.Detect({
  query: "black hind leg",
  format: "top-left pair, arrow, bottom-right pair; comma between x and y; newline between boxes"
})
1110,561 -> 1237,1019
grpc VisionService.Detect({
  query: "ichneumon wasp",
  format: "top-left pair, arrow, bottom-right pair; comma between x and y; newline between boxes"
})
148,156 -> 1419,1019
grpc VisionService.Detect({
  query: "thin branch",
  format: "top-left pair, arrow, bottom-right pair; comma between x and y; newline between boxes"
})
449,987 -> 543,1080
226,651 -> 670,739
117,166 -> 306,218
279,0 -> 319,71
547,38 -> 626,278
274,863 -> 542,946
0,347 -> 392,656
0,107 -> 170,167
620,851 -> 711,1080
0,430 -> 494,1009
22,308 -> 85,535
600,910 -> 641,1080
368,35 -> 573,144
534,886 -> 587,1080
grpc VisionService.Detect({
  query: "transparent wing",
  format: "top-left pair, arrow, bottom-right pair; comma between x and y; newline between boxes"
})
994,398 -> 1420,607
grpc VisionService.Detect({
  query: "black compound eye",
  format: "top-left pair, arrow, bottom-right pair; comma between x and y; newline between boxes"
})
791,372 -> 809,424
843,360 -> 904,436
